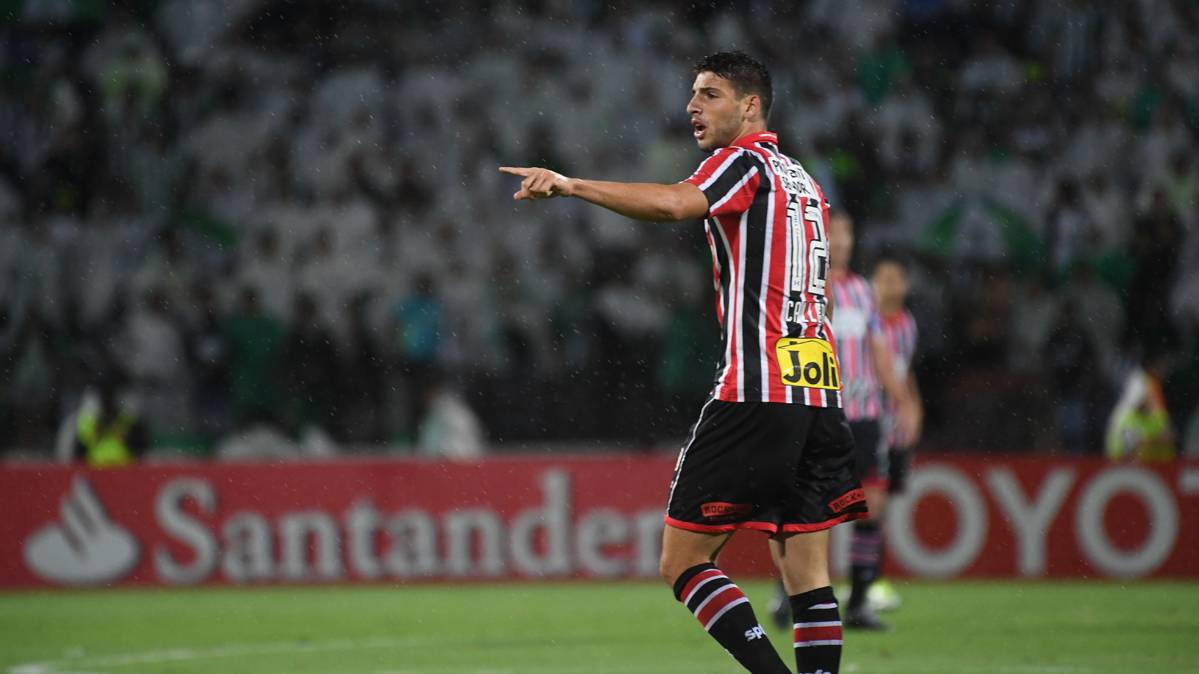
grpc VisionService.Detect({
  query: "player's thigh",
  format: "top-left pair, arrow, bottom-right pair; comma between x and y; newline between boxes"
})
768,530 -> 832,596
863,484 -> 887,519
660,524 -> 732,583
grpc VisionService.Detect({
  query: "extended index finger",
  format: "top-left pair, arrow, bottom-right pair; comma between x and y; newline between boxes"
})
498,166 -> 532,177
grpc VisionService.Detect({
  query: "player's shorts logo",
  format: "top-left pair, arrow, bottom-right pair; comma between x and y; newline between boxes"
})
776,338 -> 841,390
700,501 -> 753,520
828,488 -> 865,514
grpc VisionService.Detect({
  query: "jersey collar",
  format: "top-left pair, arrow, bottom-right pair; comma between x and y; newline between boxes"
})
730,131 -> 777,149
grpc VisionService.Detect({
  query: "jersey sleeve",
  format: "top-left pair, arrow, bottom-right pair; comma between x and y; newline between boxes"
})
681,148 -> 760,217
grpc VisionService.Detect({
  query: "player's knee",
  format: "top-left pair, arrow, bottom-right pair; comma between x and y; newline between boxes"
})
658,548 -> 703,587
658,552 -> 682,586
778,564 -> 830,596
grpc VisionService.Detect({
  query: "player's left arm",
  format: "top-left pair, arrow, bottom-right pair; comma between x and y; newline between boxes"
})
871,334 -> 920,445
498,166 -> 709,222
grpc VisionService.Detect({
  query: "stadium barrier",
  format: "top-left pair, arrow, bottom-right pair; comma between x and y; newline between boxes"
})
1,455 -> 1196,588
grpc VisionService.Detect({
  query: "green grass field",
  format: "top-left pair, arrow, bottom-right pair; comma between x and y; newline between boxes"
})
1,581 -> 1197,674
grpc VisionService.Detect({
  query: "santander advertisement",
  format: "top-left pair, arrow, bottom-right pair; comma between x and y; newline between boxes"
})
1,456 -> 1196,588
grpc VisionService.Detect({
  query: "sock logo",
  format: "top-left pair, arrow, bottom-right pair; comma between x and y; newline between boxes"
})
744,625 -> 766,641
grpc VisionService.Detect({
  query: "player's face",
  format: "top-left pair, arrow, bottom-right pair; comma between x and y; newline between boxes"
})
688,72 -> 748,151
827,212 -> 853,272
872,261 -> 909,307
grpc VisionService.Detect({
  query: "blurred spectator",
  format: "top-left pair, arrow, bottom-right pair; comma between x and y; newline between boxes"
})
116,287 -> 190,441
1081,172 -> 1129,252
57,381 -> 148,468
295,227 -> 349,337
1008,273 -> 1060,374
1064,264 -> 1124,383
187,286 -> 231,445
238,226 -> 293,325
283,293 -> 340,436
340,293 -> 384,444
960,268 -> 1012,366
216,420 -> 337,461
5,315 -> 57,448
1105,350 -> 1176,463
393,273 -> 443,436
224,288 -> 285,427
1155,151 -> 1198,223
1125,189 -> 1183,352
1045,181 -> 1094,280
416,378 -> 486,460
958,32 -> 1022,94
1047,303 -> 1101,455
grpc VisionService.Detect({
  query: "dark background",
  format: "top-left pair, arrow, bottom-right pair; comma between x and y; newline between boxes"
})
1,0 -> 1197,458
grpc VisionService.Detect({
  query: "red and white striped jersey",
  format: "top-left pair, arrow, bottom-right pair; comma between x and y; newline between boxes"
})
828,271 -> 882,420
880,308 -> 918,446
682,131 -> 841,407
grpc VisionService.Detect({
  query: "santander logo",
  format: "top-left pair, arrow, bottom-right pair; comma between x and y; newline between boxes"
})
3,459 -> 1193,589
23,476 -> 140,586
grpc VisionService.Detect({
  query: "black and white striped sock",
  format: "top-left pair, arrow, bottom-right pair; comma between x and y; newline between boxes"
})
790,585 -> 842,674
673,563 -> 790,674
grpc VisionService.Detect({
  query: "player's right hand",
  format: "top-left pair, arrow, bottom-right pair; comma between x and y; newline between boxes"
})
498,166 -> 574,200
895,397 -> 920,447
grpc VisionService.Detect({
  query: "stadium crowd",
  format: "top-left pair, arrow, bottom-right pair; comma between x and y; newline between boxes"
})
1,0 -> 1197,459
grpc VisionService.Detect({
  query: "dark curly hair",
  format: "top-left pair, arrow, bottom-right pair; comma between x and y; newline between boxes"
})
871,248 -> 911,275
693,51 -> 773,120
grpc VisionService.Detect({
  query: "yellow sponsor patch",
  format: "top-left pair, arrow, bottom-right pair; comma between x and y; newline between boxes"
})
776,338 -> 841,390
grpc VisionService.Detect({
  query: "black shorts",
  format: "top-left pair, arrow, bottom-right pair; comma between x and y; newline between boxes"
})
849,420 -> 887,488
886,446 -> 912,494
665,400 -> 868,535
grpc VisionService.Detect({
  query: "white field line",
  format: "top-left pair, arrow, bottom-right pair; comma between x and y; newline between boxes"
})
10,640 -> 1111,674
9,636 -> 423,674
844,665 -> 1094,674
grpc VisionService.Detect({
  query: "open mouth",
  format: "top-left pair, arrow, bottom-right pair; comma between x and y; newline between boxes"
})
692,120 -> 707,139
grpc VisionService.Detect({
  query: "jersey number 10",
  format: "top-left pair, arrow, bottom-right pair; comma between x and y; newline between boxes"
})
787,197 -> 828,296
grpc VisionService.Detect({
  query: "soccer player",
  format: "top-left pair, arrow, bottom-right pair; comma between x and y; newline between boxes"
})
869,250 -> 922,611
826,213 -> 920,630
501,51 -> 866,674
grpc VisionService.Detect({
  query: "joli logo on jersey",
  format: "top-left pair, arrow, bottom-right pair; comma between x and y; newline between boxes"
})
776,338 -> 841,390
23,476 -> 141,585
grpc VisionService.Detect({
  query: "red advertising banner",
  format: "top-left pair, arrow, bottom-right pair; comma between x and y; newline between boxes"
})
1,455 -> 1196,588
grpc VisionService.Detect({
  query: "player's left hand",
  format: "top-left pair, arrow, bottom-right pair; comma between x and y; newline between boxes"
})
498,166 -> 574,200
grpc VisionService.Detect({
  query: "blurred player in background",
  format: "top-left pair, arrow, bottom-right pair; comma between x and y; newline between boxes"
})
825,212 -> 920,630
502,51 -> 866,674
869,250 -> 922,612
